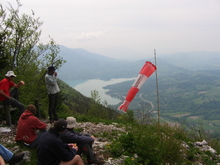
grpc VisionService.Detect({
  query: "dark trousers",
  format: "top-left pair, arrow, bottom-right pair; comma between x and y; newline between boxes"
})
77,142 -> 96,163
29,130 -> 46,148
48,93 -> 58,120
2,88 -> 25,116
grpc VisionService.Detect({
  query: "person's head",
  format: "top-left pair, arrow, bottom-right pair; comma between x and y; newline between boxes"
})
66,117 -> 78,129
5,71 -> 16,81
47,66 -> 56,74
26,104 -> 36,115
54,118 -> 67,133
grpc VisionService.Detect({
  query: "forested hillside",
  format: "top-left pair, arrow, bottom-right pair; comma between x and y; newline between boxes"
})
105,68 -> 220,132
56,46 -> 220,132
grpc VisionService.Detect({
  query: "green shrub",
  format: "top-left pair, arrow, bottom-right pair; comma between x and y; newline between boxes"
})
108,122 -> 188,164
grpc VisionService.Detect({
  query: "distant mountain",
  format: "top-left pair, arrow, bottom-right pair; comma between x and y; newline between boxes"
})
57,46 -> 149,80
161,51 -> 220,70
57,45 -> 199,81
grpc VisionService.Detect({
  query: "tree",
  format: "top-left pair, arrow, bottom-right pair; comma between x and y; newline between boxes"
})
0,1 -> 66,117
0,4 -> 10,71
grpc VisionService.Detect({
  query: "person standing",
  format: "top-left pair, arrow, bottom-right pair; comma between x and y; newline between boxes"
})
0,71 -> 25,116
15,104 -> 47,148
37,118 -> 84,165
45,66 -> 60,123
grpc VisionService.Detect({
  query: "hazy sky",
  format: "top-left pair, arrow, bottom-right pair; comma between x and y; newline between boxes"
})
1,0 -> 220,60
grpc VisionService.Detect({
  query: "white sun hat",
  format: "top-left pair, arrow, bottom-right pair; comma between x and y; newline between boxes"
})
5,71 -> 16,77
66,117 -> 78,128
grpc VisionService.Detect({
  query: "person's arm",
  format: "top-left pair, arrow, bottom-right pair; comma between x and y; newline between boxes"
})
80,132 -> 96,141
0,155 -> 6,165
45,74 -> 57,86
14,81 -> 25,89
0,90 -> 11,100
33,117 -> 47,130
49,139 -> 76,162
60,130 -> 94,144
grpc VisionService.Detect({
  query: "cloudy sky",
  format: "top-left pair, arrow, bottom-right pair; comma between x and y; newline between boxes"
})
1,0 -> 220,60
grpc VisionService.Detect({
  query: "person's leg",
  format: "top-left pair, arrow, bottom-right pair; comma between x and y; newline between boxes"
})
0,144 -> 24,164
53,93 -> 59,120
48,94 -> 55,122
3,98 -> 25,116
10,88 -> 19,100
0,144 -> 13,162
29,130 -> 46,148
0,155 -> 6,165
80,143 -> 96,163
59,155 -> 84,165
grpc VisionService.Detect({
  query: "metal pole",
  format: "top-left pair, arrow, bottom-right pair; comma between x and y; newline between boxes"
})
154,49 -> 160,125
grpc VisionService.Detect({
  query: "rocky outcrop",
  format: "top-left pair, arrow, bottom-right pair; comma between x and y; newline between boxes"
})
1,121 -> 220,165
0,121 -> 126,165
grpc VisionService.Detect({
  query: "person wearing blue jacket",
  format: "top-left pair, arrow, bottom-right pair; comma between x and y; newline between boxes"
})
37,118 -> 84,165
59,117 -> 104,165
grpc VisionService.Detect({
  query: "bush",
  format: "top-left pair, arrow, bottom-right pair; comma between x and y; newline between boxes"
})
108,122 -> 188,164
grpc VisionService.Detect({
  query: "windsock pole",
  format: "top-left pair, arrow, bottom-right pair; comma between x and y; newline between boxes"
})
154,49 -> 160,125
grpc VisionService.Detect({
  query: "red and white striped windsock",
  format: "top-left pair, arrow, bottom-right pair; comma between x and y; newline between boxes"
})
118,61 -> 157,112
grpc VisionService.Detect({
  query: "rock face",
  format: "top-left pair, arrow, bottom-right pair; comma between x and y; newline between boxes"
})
182,139 -> 220,164
77,122 -> 125,135
194,140 -> 217,155
76,122 -> 126,164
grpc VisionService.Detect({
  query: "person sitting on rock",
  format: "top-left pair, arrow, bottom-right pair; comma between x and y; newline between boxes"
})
0,144 -> 24,165
37,118 -> 84,165
15,104 -> 47,148
0,71 -> 25,117
59,117 -> 104,165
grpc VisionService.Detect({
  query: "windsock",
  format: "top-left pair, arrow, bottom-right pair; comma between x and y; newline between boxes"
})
118,61 -> 156,112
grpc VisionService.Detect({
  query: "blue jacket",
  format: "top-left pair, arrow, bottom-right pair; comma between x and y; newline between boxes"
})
37,128 -> 76,165
59,128 -> 94,145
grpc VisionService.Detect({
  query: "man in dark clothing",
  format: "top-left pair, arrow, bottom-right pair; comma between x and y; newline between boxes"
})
37,118 -> 84,165
59,117 -> 104,165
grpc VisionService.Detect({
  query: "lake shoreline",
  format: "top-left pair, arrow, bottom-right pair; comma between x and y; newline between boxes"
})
63,77 -> 135,105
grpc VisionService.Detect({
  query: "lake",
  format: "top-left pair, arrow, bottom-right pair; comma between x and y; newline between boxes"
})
63,78 -> 135,105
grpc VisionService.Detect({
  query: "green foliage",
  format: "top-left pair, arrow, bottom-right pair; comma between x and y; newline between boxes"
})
0,1 -> 66,118
108,122 -> 190,164
86,90 -> 121,121
120,110 -> 135,124
57,80 -> 92,114
124,157 -> 144,165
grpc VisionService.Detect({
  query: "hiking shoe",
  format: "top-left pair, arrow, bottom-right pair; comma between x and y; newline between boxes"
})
8,153 -> 24,165
88,159 -> 105,165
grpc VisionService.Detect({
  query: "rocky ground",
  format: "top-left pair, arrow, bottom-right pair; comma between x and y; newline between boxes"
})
2,120 -> 220,165
0,120 -> 126,165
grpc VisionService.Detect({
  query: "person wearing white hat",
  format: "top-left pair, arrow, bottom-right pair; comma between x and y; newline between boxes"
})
59,117 -> 104,165
0,71 -> 25,117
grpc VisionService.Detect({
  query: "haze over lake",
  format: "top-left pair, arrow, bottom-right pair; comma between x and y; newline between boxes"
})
64,78 -> 135,105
